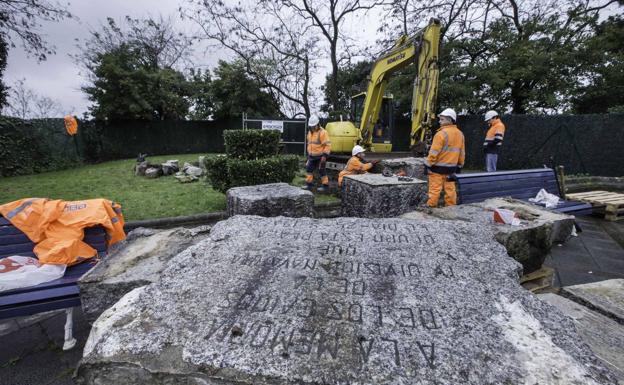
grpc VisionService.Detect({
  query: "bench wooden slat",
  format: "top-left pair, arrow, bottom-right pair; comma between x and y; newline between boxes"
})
456,169 -> 556,183
459,179 -> 559,195
0,285 -> 79,307
0,296 -> 82,319
0,226 -> 23,236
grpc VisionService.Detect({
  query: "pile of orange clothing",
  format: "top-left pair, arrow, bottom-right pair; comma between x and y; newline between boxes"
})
0,198 -> 126,265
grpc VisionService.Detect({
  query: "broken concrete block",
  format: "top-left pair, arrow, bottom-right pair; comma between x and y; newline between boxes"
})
78,216 -> 616,385
378,157 -> 427,179
134,161 -> 149,176
403,198 -> 575,273
562,279 -> 624,322
539,293 -> 624,382
144,167 -> 161,178
78,226 -> 211,323
226,183 -> 314,217
341,173 -> 427,218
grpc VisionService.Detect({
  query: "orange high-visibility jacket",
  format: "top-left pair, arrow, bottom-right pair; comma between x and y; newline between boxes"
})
0,198 -> 126,265
64,115 -> 78,136
338,156 -> 373,186
484,118 -> 505,154
307,128 -> 331,157
425,124 -> 465,174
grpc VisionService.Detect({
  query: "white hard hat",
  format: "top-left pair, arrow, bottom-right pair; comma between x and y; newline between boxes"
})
352,145 -> 365,156
439,108 -> 457,122
308,115 -> 320,127
484,110 -> 498,121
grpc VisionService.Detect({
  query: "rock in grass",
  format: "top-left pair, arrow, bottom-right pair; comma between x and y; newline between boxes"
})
77,216 -> 616,385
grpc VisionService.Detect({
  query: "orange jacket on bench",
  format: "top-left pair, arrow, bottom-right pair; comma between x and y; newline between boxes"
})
0,198 -> 126,265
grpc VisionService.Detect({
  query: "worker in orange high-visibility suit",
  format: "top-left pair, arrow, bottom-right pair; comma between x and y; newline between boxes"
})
0,198 -> 126,265
483,110 -> 505,172
424,108 -> 465,207
304,114 -> 331,193
338,145 -> 379,186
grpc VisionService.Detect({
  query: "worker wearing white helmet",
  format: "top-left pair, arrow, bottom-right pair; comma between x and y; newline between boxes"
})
424,108 -> 465,207
338,145 -> 379,187
483,110 -> 505,172
304,114 -> 331,192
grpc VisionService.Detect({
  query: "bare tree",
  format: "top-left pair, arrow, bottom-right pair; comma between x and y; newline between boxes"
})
182,1 -> 320,118
3,78 -> 64,118
279,0 -> 386,112
77,15 -> 194,73
0,0 -> 72,60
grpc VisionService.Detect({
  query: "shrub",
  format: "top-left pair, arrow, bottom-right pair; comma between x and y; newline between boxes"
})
205,155 -> 298,193
223,129 -> 281,160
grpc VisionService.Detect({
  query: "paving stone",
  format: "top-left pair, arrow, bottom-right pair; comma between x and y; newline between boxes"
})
226,183 -> 314,218
78,216 -> 616,384
79,226 -> 211,323
341,174 -> 427,218
563,279 -> 624,322
539,293 -> 624,382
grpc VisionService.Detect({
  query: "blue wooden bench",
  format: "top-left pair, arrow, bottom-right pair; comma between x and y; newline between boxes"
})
455,168 -> 593,215
0,216 -> 107,349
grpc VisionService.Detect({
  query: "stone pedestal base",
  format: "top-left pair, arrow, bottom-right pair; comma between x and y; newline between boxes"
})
378,157 -> 427,179
227,183 -> 314,217
341,174 -> 427,218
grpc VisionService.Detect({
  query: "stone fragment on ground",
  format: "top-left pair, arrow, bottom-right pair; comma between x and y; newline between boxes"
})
378,157 -> 427,180
134,161 -> 148,176
144,167 -> 162,178
539,293 -> 624,382
183,162 -> 203,177
402,197 -> 575,273
227,183 -> 314,217
342,173 -> 427,218
77,215 -> 616,385
562,279 -> 624,322
79,226 -> 211,324
161,160 -> 179,176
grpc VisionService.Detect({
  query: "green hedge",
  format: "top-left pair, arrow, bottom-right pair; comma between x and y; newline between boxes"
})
223,129 -> 281,160
0,117 -> 80,177
205,155 -> 298,193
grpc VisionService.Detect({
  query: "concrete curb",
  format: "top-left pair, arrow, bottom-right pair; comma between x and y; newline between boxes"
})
124,201 -> 342,230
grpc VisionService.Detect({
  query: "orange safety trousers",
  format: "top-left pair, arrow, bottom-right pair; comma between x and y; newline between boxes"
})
427,173 -> 457,207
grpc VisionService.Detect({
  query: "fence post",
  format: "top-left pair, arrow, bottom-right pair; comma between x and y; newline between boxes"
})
557,165 -> 566,199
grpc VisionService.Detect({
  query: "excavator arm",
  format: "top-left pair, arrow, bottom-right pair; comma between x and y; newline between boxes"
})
358,18 -> 441,153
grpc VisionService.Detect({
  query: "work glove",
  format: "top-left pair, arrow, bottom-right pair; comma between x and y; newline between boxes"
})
423,165 -> 430,176
447,173 -> 458,182
320,156 -> 327,168
372,159 -> 381,165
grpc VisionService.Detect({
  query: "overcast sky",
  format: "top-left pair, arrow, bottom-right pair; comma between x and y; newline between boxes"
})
3,0 -> 381,118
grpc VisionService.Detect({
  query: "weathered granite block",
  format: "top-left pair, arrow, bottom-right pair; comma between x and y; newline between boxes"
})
342,174 -> 427,218
78,216 -> 616,385
79,226 -> 211,323
402,197 -> 575,273
227,183 -> 314,217
378,157 -> 427,179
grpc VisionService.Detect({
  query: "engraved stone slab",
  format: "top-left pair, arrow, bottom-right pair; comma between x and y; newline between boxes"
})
227,183 -> 314,218
78,216 -> 616,385
403,198 -> 575,273
341,174 -> 427,218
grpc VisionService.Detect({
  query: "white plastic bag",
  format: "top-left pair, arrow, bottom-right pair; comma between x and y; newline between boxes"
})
493,208 -> 521,226
528,188 -> 560,208
0,256 -> 66,292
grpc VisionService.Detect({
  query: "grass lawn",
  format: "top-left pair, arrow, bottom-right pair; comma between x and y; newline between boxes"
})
0,154 -> 339,221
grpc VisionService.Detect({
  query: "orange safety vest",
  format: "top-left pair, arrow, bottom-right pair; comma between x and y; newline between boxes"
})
338,156 -> 373,186
307,128 -> 331,157
425,124 -> 465,174
0,198 -> 126,265
64,115 -> 78,136
484,118 -> 505,154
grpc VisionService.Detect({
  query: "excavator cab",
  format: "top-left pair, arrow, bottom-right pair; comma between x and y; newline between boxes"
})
350,93 -> 394,152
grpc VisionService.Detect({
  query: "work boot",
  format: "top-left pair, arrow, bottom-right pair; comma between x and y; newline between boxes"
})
317,185 -> 329,193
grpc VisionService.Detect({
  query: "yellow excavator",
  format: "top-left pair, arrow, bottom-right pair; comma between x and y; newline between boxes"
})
325,18 -> 441,162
